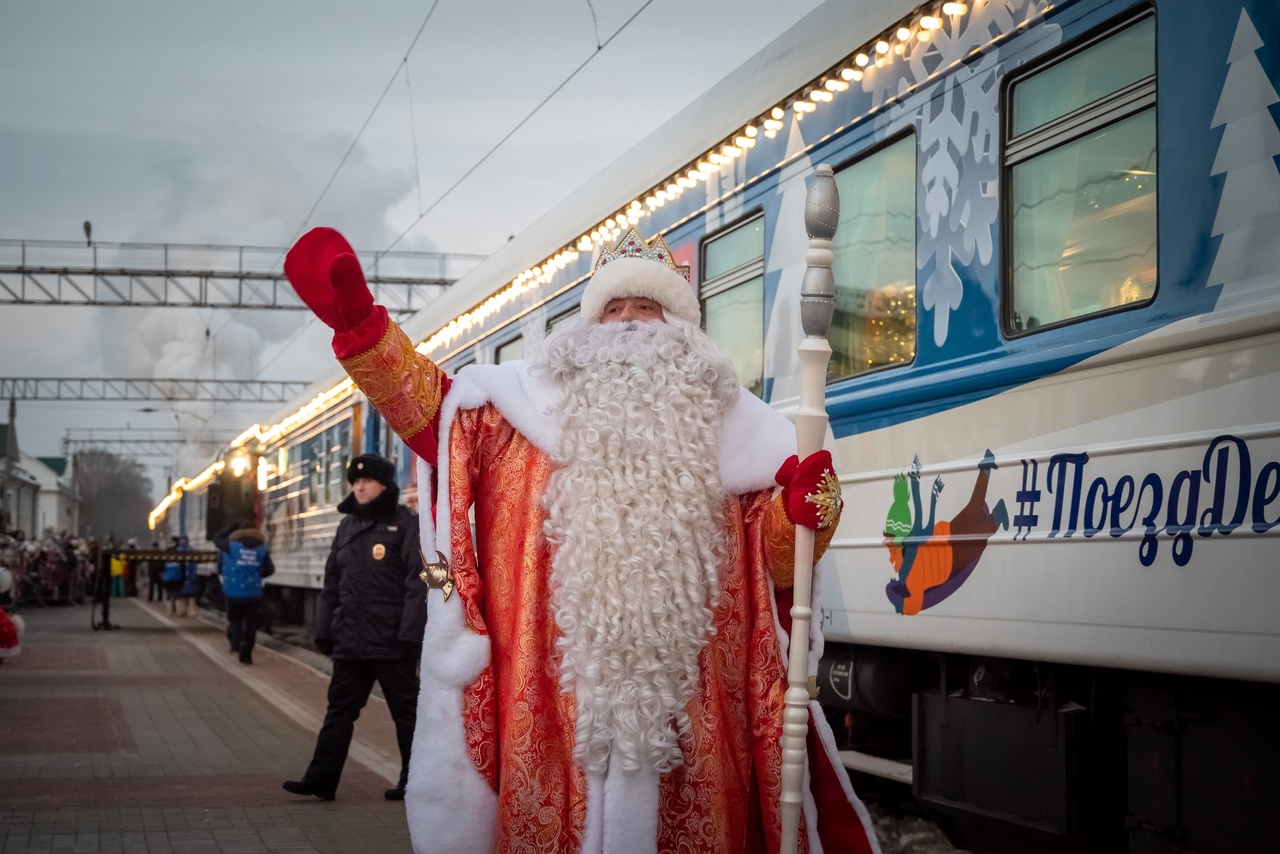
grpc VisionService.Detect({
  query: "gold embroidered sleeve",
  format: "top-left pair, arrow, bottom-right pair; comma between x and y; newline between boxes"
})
760,492 -> 839,590
338,320 -> 444,442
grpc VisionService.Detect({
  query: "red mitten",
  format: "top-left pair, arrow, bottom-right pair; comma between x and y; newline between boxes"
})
284,227 -> 354,331
285,227 -> 387,358
774,450 -> 842,530
327,251 -> 375,332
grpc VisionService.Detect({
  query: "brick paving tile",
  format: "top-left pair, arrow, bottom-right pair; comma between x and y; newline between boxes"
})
0,602 -> 412,853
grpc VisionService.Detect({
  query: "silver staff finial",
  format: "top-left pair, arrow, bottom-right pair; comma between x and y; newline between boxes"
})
801,165 -> 839,338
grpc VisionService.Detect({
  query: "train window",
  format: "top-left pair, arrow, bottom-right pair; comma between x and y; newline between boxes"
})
326,426 -> 343,505
308,437 -> 323,508
496,336 -> 524,364
704,217 -> 763,281
829,134 -> 917,381
1012,18 -> 1154,136
337,421 -> 351,489
1005,14 -> 1156,334
547,307 -> 580,337
701,214 -> 765,397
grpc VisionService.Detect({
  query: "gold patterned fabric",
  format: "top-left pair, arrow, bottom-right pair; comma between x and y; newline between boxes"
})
339,321 -> 444,442
761,493 -> 837,591
444,403 -> 829,853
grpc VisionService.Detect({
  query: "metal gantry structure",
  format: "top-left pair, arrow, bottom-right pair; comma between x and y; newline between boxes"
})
0,239 -> 486,314
1,237 -> 487,467
61,426 -> 225,458
62,438 -> 217,458
0,377 -> 310,403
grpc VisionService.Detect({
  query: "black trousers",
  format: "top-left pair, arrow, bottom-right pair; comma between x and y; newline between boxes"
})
147,571 -> 163,602
225,597 -> 260,662
304,657 -> 419,792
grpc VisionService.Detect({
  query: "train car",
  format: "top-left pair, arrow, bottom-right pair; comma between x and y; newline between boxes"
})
155,0 -> 1279,850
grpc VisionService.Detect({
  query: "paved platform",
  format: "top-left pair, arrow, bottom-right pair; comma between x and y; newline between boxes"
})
0,599 -> 413,853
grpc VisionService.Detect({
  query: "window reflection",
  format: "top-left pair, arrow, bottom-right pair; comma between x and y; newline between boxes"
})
496,337 -> 524,364
704,277 -> 764,396
701,215 -> 766,396
1012,17 -> 1155,136
1006,9 -> 1157,337
704,218 -> 764,281
830,135 -> 917,380
547,308 -> 580,337
1010,111 -> 1156,329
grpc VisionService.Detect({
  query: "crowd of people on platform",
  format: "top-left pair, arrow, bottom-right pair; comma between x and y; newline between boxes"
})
0,529 -> 208,612
0,528 -> 95,608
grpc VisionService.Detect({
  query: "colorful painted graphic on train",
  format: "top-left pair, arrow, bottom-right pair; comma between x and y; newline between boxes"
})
885,435 -> 1279,613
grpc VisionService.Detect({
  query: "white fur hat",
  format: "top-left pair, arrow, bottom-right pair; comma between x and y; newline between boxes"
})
578,229 -> 699,325
580,257 -> 700,325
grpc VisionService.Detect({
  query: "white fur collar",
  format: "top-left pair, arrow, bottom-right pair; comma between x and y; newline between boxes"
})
448,360 -> 795,495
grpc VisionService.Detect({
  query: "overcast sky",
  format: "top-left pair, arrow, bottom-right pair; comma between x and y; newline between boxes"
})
0,0 -> 824,498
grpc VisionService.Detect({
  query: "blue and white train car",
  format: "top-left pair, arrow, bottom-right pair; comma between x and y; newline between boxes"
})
158,0 -> 1280,849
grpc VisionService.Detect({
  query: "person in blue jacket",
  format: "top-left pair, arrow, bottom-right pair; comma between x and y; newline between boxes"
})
160,535 -> 189,616
214,521 -> 275,665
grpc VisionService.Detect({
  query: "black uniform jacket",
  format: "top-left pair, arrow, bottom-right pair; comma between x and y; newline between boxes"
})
315,486 -> 426,660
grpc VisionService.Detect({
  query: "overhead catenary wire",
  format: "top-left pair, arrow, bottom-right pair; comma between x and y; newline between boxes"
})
585,0 -> 603,49
199,0 -> 659,443
375,0 -> 656,260
406,59 -> 425,217
230,0 -> 658,404
287,0 -> 444,253
200,0 -> 446,403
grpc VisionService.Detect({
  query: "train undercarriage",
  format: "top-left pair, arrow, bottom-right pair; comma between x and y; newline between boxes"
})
820,643 -> 1280,854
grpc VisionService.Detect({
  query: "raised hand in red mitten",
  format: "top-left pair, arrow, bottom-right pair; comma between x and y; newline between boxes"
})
284,227 -> 387,358
774,450 -> 843,531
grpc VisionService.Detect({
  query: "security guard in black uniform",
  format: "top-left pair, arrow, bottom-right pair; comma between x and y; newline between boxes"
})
283,453 -> 426,801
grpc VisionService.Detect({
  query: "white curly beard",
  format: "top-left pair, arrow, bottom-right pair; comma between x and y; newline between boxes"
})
538,319 -> 742,775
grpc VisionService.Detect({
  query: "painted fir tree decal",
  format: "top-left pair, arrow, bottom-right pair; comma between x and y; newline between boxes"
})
1207,8 -> 1280,307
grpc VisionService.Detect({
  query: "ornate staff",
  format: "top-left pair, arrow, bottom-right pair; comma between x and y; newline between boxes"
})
779,164 -> 839,854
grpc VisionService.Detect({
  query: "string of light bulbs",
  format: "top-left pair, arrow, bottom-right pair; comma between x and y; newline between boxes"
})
418,0 -> 975,356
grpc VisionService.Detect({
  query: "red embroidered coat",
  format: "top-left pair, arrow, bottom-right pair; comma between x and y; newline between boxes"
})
339,320 -> 878,854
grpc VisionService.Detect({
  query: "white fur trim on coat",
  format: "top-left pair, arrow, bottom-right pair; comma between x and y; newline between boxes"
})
579,257 -> 701,325
581,765 -> 660,854
406,458 -> 496,854
448,360 -> 795,494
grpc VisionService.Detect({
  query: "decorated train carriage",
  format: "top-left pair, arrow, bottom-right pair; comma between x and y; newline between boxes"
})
154,0 -> 1280,850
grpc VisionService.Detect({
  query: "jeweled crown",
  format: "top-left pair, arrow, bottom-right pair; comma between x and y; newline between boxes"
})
594,228 -> 690,282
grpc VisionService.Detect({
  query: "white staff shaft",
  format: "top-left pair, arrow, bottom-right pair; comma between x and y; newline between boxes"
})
778,336 -> 832,854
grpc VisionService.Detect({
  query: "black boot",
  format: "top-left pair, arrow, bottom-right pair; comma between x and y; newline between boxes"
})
385,768 -> 408,800
283,779 -> 335,801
